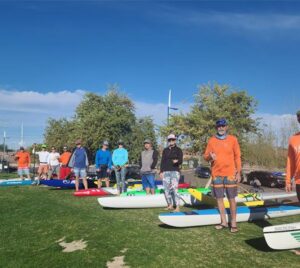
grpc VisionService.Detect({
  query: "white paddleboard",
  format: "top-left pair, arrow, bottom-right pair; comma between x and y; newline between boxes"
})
159,205 -> 300,228
264,222 -> 300,250
98,193 -> 201,208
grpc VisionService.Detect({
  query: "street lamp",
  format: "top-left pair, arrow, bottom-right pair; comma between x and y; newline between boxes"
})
167,89 -> 178,125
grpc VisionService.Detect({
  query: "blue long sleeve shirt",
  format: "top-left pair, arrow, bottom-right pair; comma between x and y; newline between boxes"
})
95,149 -> 112,169
112,148 -> 128,166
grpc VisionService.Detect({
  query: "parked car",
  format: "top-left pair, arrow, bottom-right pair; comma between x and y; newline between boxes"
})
87,164 -> 141,182
246,171 -> 286,188
195,166 -> 211,178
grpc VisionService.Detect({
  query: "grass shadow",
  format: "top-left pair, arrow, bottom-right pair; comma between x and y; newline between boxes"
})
245,237 -> 274,252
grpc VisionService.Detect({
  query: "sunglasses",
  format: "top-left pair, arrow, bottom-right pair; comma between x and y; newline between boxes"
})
168,139 -> 176,142
217,125 -> 226,128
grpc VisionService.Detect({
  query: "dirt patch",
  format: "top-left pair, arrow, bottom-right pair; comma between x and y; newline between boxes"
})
106,248 -> 129,268
57,237 -> 87,253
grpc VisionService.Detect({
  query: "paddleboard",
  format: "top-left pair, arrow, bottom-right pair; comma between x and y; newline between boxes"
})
189,189 -> 297,208
0,179 -> 33,186
74,188 -> 110,197
264,222 -> 300,250
158,204 -> 300,228
97,188 -> 208,208
40,179 -> 96,189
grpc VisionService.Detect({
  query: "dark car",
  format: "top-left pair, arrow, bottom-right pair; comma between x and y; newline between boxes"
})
195,166 -> 211,178
87,164 -> 141,182
246,171 -> 286,188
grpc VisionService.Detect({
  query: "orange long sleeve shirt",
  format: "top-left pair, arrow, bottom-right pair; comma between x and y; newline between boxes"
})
203,135 -> 242,178
286,132 -> 300,185
15,151 -> 31,168
59,152 -> 71,166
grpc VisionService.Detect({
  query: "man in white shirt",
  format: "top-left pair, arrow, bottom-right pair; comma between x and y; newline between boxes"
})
48,147 -> 60,179
34,144 -> 50,180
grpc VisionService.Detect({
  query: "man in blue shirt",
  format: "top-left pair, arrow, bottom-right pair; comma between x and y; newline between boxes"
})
68,139 -> 89,191
112,140 -> 128,194
95,141 -> 112,188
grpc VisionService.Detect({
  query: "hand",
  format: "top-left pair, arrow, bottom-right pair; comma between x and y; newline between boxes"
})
107,169 -> 111,173
286,183 -> 292,192
172,159 -> 178,164
159,172 -> 164,180
209,152 -> 216,161
96,169 -> 100,172
235,172 -> 241,183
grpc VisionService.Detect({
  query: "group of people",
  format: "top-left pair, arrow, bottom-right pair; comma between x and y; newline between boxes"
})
14,111 -> 300,234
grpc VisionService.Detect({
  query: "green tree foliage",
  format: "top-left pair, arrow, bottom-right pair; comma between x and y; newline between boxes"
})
161,83 -> 260,155
44,90 -> 156,163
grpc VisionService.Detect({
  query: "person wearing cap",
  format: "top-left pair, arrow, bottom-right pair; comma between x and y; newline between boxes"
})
15,146 -> 31,180
33,144 -> 50,180
160,134 -> 183,211
139,139 -> 159,194
68,139 -> 89,191
59,146 -> 72,179
286,110 -> 300,204
203,118 -> 242,233
95,141 -> 112,188
48,147 -> 60,179
112,140 -> 128,194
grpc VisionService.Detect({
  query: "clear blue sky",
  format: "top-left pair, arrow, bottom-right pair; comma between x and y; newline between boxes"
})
0,0 -> 300,147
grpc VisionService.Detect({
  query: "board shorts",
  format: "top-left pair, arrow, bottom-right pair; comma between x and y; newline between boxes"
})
141,173 -> 156,189
38,164 -> 49,174
97,165 -> 109,179
18,167 -> 29,176
73,168 -> 87,178
297,184 -> 300,202
60,166 -> 72,180
212,176 -> 237,199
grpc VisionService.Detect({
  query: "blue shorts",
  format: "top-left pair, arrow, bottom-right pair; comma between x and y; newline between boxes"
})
141,173 -> 156,189
73,168 -> 87,178
18,168 -> 29,176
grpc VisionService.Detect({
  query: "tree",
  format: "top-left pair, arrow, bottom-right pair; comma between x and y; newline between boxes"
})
44,90 -> 156,163
161,83 -> 260,156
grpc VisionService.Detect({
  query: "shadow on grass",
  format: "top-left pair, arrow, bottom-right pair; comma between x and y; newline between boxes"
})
245,237 -> 274,252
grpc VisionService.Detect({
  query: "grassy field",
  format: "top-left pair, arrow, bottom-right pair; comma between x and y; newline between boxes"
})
0,186 -> 299,268
0,172 -> 18,180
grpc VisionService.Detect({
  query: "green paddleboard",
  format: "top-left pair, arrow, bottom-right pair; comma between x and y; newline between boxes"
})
121,187 -> 211,197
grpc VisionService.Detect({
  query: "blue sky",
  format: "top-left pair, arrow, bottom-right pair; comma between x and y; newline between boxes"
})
0,1 -> 299,148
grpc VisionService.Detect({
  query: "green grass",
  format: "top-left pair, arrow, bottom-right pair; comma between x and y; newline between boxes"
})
0,172 -> 18,179
0,187 -> 300,268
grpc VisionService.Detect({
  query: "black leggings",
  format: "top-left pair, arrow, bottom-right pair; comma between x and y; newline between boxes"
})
297,184 -> 300,202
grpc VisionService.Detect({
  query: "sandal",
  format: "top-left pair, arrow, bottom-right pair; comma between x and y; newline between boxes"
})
215,224 -> 228,230
230,226 -> 238,233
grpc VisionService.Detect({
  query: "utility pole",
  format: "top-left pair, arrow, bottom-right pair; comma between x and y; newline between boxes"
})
167,89 -> 178,126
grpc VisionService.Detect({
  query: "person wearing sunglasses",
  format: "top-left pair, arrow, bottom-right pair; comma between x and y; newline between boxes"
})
204,118 -> 242,233
48,147 -> 60,179
160,134 -> 183,212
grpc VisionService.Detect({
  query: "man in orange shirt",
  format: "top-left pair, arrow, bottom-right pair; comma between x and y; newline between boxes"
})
15,146 -> 31,180
59,146 -> 72,179
286,110 -> 300,202
204,118 -> 242,233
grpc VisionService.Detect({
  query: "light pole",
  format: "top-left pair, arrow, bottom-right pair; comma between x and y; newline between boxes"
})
167,89 -> 178,126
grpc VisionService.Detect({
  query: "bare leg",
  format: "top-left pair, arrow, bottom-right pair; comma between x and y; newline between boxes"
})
97,179 -> 101,189
228,198 -> 237,231
145,187 -> 150,194
75,176 -> 80,191
82,177 -> 88,190
105,178 -> 109,187
150,188 -> 155,195
217,198 -> 227,225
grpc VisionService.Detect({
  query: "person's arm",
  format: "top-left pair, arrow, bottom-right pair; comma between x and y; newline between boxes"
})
203,139 -> 213,162
151,150 -> 159,169
28,152 -> 31,166
139,153 -> 142,169
177,148 -> 183,166
112,150 -> 116,166
108,151 -> 112,170
95,151 -> 99,169
233,137 -> 242,173
84,149 -> 89,168
160,149 -> 166,173
124,150 -> 128,165
286,140 -> 295,188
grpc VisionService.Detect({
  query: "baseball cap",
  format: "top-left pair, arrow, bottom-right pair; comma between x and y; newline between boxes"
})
103,141 -> 109,146
118,139 -> 124,145
167,134 -> 176,140
144,139 -> 152,144
20,146 -> 24,150
75,139 -> 82,145
42,144 -> 47,148
216,118 -> 228,127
